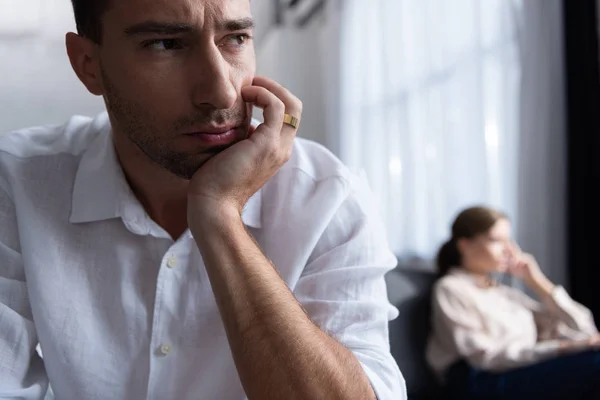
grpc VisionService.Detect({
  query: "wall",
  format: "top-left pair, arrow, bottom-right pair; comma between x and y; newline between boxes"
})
251,2 -> 331,146
255,25 -> 327,145
0,0 -> 105,134
516,0 -> 567,287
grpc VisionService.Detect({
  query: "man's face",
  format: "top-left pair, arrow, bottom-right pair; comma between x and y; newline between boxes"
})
98,0 -> 256,179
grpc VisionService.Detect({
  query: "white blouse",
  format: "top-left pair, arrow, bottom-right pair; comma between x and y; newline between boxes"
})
426,268 -> 597,378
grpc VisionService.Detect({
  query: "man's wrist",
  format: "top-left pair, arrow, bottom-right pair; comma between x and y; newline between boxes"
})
188,198 -> 243,236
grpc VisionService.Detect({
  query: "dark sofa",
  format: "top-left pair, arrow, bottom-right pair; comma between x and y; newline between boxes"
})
385,268 -> 445,399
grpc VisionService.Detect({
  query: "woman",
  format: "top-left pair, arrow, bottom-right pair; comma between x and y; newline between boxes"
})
426,206 -> 600,400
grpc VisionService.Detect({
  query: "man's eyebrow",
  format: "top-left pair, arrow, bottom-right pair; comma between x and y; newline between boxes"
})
123,18 -> 254,36
219,17 -> 255,32
124,21 -> 195,37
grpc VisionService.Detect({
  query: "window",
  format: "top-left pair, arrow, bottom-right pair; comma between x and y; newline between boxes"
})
338,0 -> 524,264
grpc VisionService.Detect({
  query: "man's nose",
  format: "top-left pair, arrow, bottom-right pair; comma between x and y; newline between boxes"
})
190,47 -> 238,111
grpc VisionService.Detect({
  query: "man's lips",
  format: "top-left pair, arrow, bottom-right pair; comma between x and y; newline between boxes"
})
183,126 -> 241,146
185,125 -> 239,135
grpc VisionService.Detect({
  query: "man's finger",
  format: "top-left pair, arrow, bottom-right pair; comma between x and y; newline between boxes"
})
241,86 -> 285,136
252,76 -> 303,121
251,77 -> 302,155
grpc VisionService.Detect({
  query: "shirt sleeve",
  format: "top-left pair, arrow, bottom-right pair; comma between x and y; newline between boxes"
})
0,175 -> 48,399
433,284 -> 562,372
507,286 -> 598,340
541,286 -> 598,336
292,172 -> 406,400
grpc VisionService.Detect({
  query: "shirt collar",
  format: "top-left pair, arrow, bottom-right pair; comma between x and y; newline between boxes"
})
70,113 -> 262,229
448,267 -> 499,288
69,116 -> 121,224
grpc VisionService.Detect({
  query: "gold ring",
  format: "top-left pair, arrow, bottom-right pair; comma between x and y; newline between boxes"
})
283,114 -> 300,130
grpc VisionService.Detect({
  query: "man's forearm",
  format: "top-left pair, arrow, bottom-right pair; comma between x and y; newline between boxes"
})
190,205 -> 376,400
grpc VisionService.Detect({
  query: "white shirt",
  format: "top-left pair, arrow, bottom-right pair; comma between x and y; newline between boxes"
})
0,113 -> 406,400
426,268 -> 598,378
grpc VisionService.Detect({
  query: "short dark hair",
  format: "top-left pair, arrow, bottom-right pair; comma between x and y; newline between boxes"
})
71,0 -> 110,43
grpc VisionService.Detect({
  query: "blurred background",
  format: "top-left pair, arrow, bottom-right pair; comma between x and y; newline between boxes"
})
0,0 -> 599,318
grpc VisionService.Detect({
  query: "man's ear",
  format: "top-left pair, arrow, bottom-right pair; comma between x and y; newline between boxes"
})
65,32 -> 104,96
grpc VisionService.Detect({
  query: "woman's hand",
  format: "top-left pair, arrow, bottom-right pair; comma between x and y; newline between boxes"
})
506,252 -> 543,284
506,245 -> 555,297
558,334 -> 600,354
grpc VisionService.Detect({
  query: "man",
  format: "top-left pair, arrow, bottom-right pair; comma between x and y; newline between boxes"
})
0,0 -> 406,399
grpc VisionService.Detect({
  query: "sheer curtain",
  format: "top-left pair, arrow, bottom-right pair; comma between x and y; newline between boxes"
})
331,0 -> 525,266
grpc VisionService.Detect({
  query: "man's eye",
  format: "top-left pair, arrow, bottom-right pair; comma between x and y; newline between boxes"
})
225,34 -> 252,48
143,39 -> 184,51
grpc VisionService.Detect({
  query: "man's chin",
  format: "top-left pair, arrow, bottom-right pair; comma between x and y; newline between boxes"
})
158,139 -> 239,180
168,149 -> 230,180
157,156 -> 207,181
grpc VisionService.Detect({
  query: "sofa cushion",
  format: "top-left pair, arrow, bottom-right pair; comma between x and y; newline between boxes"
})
386,268 -> 443,398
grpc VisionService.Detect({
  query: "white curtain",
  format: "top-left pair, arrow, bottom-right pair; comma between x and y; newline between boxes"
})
326,0 -> 566,282
335,0 -> 522,262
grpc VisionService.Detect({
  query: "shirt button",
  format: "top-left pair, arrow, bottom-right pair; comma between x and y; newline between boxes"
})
159,344 -> 171,356
166,256 -> 177,269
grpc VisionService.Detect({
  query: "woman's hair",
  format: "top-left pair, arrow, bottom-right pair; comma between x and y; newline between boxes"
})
436,206 -> 508,278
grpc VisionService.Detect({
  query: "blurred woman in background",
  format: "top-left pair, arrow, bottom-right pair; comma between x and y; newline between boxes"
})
427,206 -> 600,400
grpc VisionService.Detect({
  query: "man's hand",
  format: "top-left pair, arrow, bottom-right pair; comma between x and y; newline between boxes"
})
183,78 -> 378,399
187,76 -> 302,227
